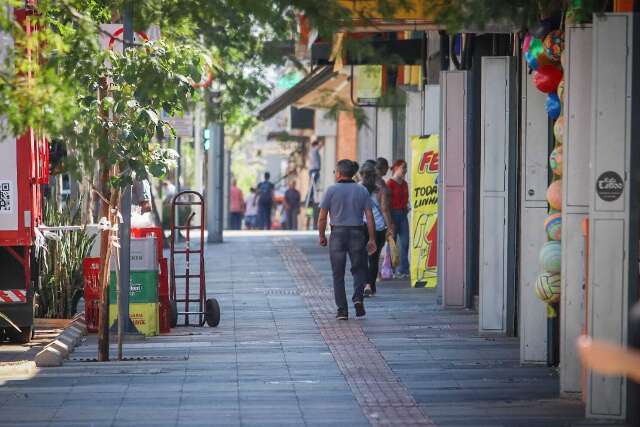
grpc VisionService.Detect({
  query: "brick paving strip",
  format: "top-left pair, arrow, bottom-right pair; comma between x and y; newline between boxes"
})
275,238 -> 435,426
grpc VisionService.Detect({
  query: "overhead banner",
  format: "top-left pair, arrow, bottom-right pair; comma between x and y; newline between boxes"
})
410,135 -> 439,288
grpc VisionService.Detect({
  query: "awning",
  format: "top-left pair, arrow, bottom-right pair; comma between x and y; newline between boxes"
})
257,66 -> 337,121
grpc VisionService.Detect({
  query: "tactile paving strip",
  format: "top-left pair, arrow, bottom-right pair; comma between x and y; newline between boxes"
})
275,239 -> 435,426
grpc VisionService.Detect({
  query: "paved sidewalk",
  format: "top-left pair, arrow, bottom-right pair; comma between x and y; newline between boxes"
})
0,233 -> 616,426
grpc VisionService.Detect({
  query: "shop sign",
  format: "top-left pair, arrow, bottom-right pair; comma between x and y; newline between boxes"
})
596,171 -> 624,202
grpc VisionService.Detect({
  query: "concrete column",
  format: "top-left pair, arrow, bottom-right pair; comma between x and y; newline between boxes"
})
376,108 -> 393,163
518,55 -> 550,364
478,56 -> 518,336
440,71 -> 472,310
586,13 -> 638,420
560,24 -> 592,394
357,107 -> 376,163
206,123 -> 224,243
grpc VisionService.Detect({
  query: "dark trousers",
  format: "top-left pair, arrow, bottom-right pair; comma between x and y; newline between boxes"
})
229,212 -> 243,230
329,226 -> 368,311
391,209 -> 410,275
367,228 -> 387,293
286,208 -> 299,230
258,204 -> 272,230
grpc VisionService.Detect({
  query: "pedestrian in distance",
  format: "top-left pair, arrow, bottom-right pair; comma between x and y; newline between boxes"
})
132,179 -> 152,213
244,188 -> 258,229
229,178 -> 245,230
387,160 -> 410,278
318,159 -> 377,320
309,139 -> 323,186
359,161 -> 393,297
256,172 -> 275,230
284,180 -> 301,230
375,157 -> 390,198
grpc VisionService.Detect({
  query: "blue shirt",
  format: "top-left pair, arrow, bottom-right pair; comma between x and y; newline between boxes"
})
365,190 -> 386,231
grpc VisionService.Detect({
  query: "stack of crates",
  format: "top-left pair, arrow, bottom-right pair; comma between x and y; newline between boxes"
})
108,236 -> 159,336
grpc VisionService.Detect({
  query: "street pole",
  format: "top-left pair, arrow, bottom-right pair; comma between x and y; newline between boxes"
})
207,121 -> 224,243
176,137 -> 182,193
117,1 -> 134,360
194,105 -> 204,194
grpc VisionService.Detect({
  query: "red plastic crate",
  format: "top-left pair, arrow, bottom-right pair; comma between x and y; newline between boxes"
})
82,257 -> 101,301
85,299 -> 100,333
159,257 -> 169,298
83,258 -> 101,332
159,296 -> 170,334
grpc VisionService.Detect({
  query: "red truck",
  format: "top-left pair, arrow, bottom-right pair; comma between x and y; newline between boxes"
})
0,5 -> 49,343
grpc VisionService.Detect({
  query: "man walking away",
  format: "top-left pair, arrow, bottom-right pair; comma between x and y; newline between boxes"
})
284,180 -> 301,230
318,160 -> 377,320
257,172 -> 275,230
229,179 -> 245,230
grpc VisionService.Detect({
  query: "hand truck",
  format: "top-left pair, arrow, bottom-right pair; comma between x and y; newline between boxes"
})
169,191 -> 220,327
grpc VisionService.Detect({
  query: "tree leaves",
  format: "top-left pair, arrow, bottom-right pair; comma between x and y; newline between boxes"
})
0,0 -> 358,189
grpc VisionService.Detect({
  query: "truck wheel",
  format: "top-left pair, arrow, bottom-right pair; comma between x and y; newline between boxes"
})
8,326 -> 33,344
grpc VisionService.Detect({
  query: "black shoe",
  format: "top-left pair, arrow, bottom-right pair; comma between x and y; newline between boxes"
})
336,310 -> 348,320
354,301 -> 366,317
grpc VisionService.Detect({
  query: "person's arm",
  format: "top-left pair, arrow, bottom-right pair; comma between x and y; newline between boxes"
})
405,181 -> 411,212
577,335 -> 640,383
379,189 -> 394,237
364,208 -> 377,255
318,208 -> 329,246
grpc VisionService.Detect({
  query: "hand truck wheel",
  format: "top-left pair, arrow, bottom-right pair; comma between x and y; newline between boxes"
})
204,298 -> 220,327
170,300 -> 178,328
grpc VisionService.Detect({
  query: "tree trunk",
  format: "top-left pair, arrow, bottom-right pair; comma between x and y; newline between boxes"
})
97,166 -> 120,362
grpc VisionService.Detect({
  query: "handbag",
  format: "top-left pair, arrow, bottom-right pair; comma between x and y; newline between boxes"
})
387,236 -> 400,268
380,243 -> 393,280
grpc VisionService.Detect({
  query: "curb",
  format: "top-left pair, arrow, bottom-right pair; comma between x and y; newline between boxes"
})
35,314 -> 87,368
0,360 -> 36,377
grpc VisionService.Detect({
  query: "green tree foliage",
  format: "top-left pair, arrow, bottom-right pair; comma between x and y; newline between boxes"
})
0,0 -> 355,186
422,0 -> 610,32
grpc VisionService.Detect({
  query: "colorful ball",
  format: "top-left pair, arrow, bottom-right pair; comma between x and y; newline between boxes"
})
545,93 -> 561,119
547,179 -> 562,210
543,30 -> 564,62
557,79 -> 565,103
533,65 -> 563,93
535,271 -> 561,304
536,52 -> 556,68
550,145 -> 563,176
529,37 -> 544,57
523,34 -> 532,53
553,116 -> 565,144
539,241 -> 562,274
544,212 -> 562,241
525,51 -> 539,70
